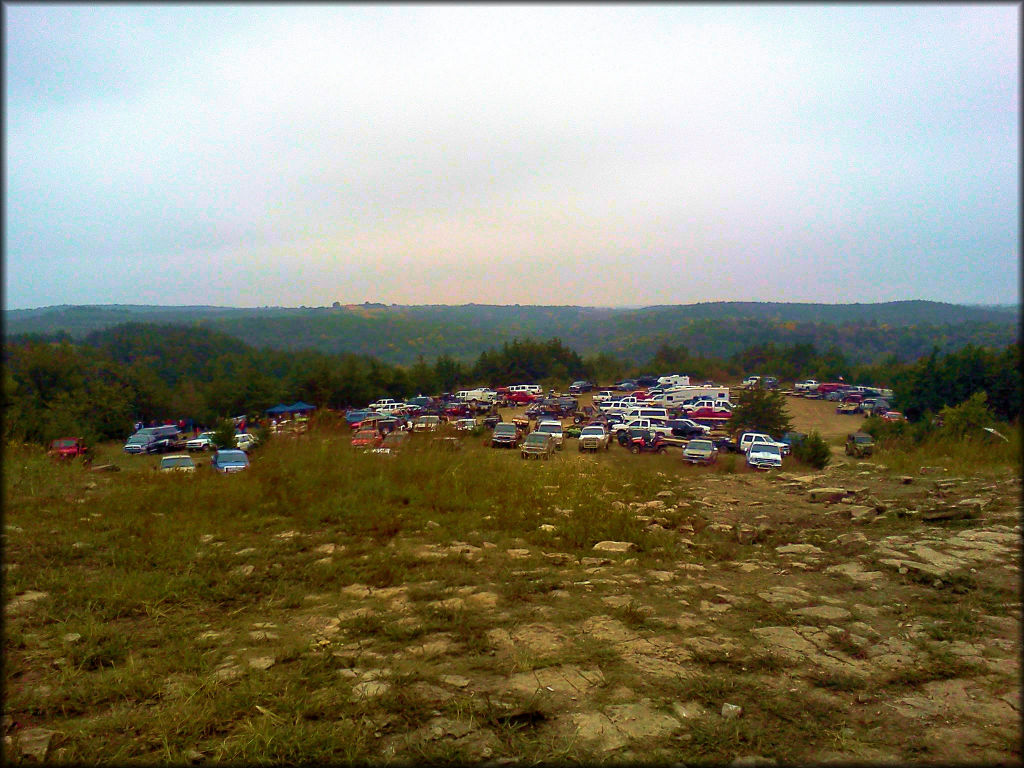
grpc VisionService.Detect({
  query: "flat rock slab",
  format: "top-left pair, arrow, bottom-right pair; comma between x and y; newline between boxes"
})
571,699 -> 681,753
808,488 -> 847,502
775,544 -> 824,556
506,664 -> 605,699
791,605 -> 852,622
593,541 -> 637,553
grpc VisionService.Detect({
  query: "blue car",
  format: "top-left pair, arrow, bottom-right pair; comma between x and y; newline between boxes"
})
211,449 -> 249,473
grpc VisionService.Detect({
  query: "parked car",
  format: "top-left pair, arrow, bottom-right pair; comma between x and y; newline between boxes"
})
845,432 -> 875,457
881,411 -> 906,422
667,418 -> 710,438
507,391 -> 538,405
742,375 -> 761,388
682,438 -> 718,465
746,442 -> 783,469
568,380 -> 595,394
158,454 -> 196,473
351,428 -> 383,448
738,431 -> 790,456
491,422 -> 523,448
186,432 -> 216,452
453,418 -> 478,431
211,449 -> 249,473
535,420 -> 565,449
836,401 -> 861,415
413,415 -> 441,432
371,431 -> 409,455
794,379 -> 818,391
235,433 -> 258,452
521,431 -> 555,460
780,432 -> 807,451
578,424 -> 610,452
123,425 -> 183,454
48,436 -> 89,460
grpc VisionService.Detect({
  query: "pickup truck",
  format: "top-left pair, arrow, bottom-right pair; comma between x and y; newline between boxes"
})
578,424 -> 610,452
610,418 -> 674,438
794,379 -> 818,391
666,418 -> 710,438
535,420 -> 565,449
738,432 -> 790,456
48,437 -> 89,459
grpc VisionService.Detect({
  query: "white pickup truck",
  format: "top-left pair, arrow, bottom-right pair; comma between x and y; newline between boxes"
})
738,431 -> 790,456
794,380 -> 819,391
611,418 -> 674,438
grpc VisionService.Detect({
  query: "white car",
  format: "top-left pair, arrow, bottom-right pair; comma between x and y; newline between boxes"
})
158,454 -> 196,473
186,432 -> 216,452
738,431 -> 790,456
536,420 -> 565,449
235,433 -> 258,451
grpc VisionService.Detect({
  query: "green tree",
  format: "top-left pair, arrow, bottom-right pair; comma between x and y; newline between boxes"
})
939,392 -> 994,439
726,387 -> 793,437
211,418 -> 238,449
792,430 -> 830,469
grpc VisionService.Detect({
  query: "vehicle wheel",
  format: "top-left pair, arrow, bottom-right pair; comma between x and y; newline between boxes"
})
630,446 -> 640,455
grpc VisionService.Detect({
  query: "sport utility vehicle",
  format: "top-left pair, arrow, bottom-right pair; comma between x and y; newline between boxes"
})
845,432 -> 874,457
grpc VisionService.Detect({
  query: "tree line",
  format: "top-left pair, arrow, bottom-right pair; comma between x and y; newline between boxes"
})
3,323 -> 1018,447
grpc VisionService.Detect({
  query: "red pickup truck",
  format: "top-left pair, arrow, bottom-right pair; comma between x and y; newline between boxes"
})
48,437 -> 89,459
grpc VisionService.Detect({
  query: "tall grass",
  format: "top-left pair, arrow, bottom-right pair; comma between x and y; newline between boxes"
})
871,422 -> 1020,475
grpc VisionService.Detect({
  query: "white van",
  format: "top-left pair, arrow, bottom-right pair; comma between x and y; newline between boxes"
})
508,384 -> 542,395
623,406 -> 669,422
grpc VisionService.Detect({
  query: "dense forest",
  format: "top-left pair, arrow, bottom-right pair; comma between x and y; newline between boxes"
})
5,301 -> 1018,367
4,319 -> 1019,447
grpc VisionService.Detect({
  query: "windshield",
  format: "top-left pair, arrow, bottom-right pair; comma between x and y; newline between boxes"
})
217,451 -> 247,463
581,427 -> 604,436
755,444 -> 781,455
161,457 -> 193,468
127,435 -> 150,444
538,424 -> 561,433
855,435 -> 873,443
494,425 -> 516,435
688,440 -> 712,451
53,439 -> 76,447
525,433 -> 548,444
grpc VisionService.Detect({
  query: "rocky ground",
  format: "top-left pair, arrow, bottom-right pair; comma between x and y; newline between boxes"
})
5,405 -> 1021,763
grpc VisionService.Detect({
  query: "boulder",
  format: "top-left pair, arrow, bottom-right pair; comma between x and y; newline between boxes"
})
808,487 -> 847,503
775,543 -> 824,556
593,541 -> 637,553
847,505 -> 877,525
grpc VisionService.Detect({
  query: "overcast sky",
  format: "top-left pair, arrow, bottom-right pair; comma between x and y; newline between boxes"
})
5,4 -> 1019,309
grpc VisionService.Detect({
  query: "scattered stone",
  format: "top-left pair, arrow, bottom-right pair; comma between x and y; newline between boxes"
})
248,656 -> 276,670
582,557 -> 613,567
4,728 -> 56,761
230,565 -> 255,577
775,543 -> 824,556
732,756 -> 777,767
352,679 -> 390,698
6,590 -> 49,616
736,526 -> 757,544
848,505 -> 877,525
835,532 -> 867,546
791,605 -> 852,622
440,674 -> 471,688
593,541 -> 637,553
898,476 -> 915,484
808,487 -> 847,503
506,548 -> 531,559
538,524 -> 557,533
672,700 -> 708,720
721,703 -> 743,719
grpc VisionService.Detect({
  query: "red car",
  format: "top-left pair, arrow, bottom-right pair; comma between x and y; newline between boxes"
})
632,389 -> 654,401
351,428 -> 383,448
816,383 -> 846,395
506,392 -> 537,404
882,411 -> 906,422
48,436 -> 89,459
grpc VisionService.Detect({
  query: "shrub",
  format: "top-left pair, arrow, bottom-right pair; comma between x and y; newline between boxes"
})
211,418 -> 238,449
792,430 -> 830,469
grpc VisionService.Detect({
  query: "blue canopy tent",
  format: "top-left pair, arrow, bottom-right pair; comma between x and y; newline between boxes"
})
287,402 -> 317,413
265,404 -> 291,415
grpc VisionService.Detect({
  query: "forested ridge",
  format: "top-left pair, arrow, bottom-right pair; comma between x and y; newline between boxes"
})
4,318 -> 1018,448
5,301 -> 1018,366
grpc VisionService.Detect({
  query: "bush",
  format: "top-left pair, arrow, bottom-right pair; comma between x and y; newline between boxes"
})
792,430 -> 830,469
211,419 -> 238,449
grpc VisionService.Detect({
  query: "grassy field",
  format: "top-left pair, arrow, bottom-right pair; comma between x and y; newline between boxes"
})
4,398 -> 1020,763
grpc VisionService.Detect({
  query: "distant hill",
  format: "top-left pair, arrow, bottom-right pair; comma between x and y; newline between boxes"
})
5,301 -> 1018,366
